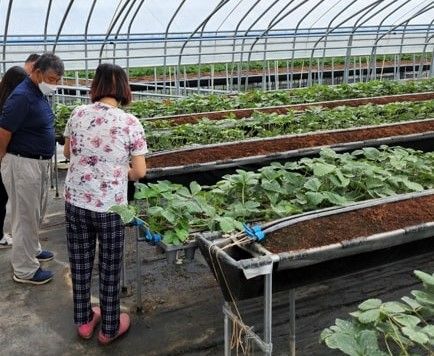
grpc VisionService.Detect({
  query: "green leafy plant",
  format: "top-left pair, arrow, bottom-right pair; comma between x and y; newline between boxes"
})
140,99 -> 434,153
55,78 -> 434,139
320,270 -> 434,355
112,146 -> 434,244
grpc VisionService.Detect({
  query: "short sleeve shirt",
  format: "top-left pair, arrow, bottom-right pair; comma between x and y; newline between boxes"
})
63,102 -> 148,212
0,77 -> 55,156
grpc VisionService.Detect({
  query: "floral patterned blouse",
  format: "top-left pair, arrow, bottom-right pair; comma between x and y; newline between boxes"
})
63,102 -> 148,212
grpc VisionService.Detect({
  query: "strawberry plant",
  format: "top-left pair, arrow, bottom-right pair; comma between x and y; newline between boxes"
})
112,146 -> 434,245
141,100 -> 434,153
54,78 -> 434,140
321,270 -> 434,355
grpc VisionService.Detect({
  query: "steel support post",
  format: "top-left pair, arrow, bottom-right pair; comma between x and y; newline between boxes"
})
289,289 -> 296,356
136,223 -> 142,312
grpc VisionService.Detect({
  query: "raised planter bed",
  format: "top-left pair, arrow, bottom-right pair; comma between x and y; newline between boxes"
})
143,120 -> 434,185
196,190 -> 434,301
146,92 -> 434,125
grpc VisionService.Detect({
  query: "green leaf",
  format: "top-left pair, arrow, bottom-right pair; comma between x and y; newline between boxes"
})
401,296 -> 422,311
163,230 -> 181,244
322,332 -> 360,355
357,309 -> 381,324
322,191 -> 349,205
401,180 -> 424,192
412,290 -> 434,306
328,170 -> 351,188
262,180 -> 285,193
362,147 -> 380,160
189,181 -> 202,195
108,204 -> 136,224
313,162 -> 336,177
305,191 -> 325,206
319,147 -> 338,159
161,210 -> 176,224
217,216 -> 238,233
382,301 -> 407,314
320,319 -> 386,356
420,325 -> 434,338
148,206 -> 164,216
401,326 -> 429,344
304,177 -> 322,191
393,314 -> 421,328
174,228 -> 189,243
415,270 -> 434,288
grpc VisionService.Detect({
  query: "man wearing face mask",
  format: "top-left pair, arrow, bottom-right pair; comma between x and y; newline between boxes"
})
0,52 -> 64,285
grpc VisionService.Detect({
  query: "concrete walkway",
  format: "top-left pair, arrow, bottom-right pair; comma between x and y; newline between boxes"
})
0,167 -> 225,356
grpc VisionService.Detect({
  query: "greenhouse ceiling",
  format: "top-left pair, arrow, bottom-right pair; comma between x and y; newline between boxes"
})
1,0 -> 434,73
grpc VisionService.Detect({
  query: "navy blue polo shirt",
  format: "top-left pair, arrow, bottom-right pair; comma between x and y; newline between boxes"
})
0,77 -> 55,157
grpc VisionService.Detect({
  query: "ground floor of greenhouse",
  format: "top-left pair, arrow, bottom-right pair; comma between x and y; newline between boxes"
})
1,168 -> 433,356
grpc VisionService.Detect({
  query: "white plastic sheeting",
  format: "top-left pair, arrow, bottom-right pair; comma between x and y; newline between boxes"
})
1,0 -> 434,92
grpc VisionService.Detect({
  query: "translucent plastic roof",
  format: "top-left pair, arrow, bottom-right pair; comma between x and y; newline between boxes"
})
1,0 -> 434,72
2,0 -> 434,34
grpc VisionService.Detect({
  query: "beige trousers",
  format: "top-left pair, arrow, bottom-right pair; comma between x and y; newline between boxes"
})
1,153 -> 49,279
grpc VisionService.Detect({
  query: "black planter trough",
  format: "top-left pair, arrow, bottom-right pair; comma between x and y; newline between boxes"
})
197,190 -> 434,302
196,190 -> 434,355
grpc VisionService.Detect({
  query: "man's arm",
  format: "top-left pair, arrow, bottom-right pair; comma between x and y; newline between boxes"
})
0,127 -> 12,161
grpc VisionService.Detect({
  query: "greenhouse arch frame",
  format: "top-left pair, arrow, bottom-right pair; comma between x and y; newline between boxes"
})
0,0 -> 434,96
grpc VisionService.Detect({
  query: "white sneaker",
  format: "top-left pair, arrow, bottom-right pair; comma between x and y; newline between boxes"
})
0,233 -> 12,248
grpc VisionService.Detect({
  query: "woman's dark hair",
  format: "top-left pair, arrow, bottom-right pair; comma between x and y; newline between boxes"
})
90,63 -> 132,106
0,66 -> 28,110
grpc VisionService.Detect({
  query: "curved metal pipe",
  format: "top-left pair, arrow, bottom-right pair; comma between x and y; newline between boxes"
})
343,0 -> 388,83
52,0 -> 75,53
126,0 -> 146,80
417,17 -> 434,78
162,0 -> 187,94
307,0 -> 358,86
368,2 -> 434,80
2,0 -> 14,73
245,0 -> 310,91
229,0 -> 261,92
255,0 -> 299,91
84,0 -> 98,85
290,0 -> 328,87
237,0 -> 280,92
110,0 -> 138,65
175,0 -> 230,95
98,0 -> 131,64
368,0 -> 411,81
43,0 -> 53,53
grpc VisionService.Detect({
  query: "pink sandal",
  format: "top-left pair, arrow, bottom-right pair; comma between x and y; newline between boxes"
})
97,313 -> 131,345
77,306 -> 101,340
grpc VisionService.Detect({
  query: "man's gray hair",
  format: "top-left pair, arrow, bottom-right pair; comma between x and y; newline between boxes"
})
33,53 -> 64,76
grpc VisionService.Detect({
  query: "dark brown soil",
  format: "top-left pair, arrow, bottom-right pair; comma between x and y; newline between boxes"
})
262,194 -> 434,254
147,119 -> 434,168
149,92 -> 434,125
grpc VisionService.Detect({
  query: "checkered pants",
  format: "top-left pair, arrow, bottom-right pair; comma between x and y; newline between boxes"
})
65,202 -> 124,337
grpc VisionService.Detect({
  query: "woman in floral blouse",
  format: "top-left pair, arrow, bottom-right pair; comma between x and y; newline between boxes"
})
63,63 -> 147,345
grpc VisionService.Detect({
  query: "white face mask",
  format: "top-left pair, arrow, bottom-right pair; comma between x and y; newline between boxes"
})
38,81 -> 57,95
